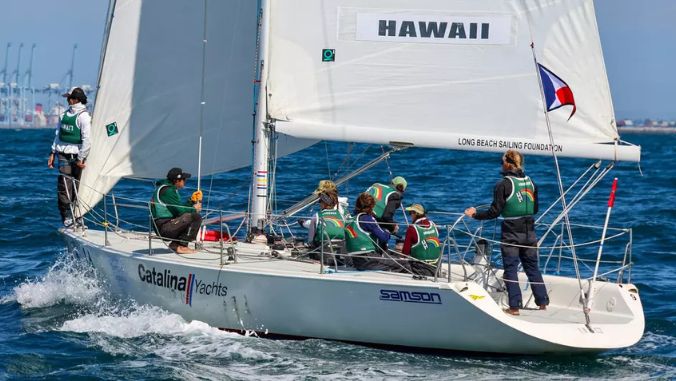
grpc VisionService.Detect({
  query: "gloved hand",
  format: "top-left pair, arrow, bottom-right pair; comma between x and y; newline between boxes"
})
298,218 -> 307,228
191,190 -> 203,203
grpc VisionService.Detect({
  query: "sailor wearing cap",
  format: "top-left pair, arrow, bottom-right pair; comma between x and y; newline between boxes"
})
365,176 -> 407,233
402,203 -> 441,276
150,168 -> 203,254
47,87 -> 92,227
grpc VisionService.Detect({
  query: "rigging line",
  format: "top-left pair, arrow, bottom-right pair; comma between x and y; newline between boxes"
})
535,161 -> 600,224
196,0 -> 208,192
520,1 -> 590,325
526,40 -> 588,326
324,141 -> 332,178
278,146 -> 408,218
381,145 -> 410,226
537,163 -> 614,246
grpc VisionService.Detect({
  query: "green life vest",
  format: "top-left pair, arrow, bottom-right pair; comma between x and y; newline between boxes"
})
59,111 -> 84,144
366,183 -> 396,219
409,218 -> 442,263
151,183 -> 174,219
314,208 -> 346,244
501,176 -> 536,218
345,213 -> 376,253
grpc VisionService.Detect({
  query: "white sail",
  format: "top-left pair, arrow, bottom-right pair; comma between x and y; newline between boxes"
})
267,0 -> 640,162
78,0 -> 313,212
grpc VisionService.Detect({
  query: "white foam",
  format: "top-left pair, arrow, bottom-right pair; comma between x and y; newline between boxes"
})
60,304 -> 226,339
13,252 -> 102,308
60,304 -> 273,362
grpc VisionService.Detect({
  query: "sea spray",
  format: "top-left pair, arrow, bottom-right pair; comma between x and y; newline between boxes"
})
11,250 -> 102,308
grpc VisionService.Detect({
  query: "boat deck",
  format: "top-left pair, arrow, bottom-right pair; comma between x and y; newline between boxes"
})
72,228 -> 636,327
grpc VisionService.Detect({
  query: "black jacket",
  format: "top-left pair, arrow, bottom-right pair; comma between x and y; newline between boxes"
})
474,169 -> 538,221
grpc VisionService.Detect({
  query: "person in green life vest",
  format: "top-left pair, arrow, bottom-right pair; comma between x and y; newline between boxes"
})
465,150 -> 549,316
365,176 -> 407,234
345,193 -> 411,273
47,87 -> 91,227
151,168 -> 204,254
402,203 -> 441,276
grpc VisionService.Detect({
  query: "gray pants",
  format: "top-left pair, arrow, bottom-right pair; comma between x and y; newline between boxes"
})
155,212 -> 202,250
57,153 -> 82,222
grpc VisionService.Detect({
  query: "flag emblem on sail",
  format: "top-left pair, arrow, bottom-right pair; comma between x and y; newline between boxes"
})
538,64 -> 576,120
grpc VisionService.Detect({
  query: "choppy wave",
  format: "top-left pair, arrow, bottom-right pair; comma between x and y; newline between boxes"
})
8,251 -> 102,308
1,131 -> 675,379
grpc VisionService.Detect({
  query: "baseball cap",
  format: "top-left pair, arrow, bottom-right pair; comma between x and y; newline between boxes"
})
62,87 -> 88,104
167,167 -> 191,181
391,176 -> 407,191
405,203 -> 425,215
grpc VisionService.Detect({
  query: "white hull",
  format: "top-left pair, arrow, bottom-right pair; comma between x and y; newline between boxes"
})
63,229 -> 644,355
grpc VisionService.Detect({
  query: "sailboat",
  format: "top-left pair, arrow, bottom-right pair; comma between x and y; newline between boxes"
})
62,0 -> 644,354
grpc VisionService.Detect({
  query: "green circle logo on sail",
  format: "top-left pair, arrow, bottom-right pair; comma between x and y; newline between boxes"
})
322,49 -> 335,62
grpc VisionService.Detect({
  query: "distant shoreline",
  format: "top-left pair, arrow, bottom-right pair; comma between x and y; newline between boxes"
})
0,125 -> 54,130
618,126 -> 676,134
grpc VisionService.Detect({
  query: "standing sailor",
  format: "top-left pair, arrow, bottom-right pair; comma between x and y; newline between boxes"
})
47,87 -> 91,227
464,150 -> 549,315
365,176 -> 407,233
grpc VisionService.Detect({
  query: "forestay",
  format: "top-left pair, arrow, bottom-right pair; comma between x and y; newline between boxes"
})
267,0 -> 640,162
79,0 -> 312,213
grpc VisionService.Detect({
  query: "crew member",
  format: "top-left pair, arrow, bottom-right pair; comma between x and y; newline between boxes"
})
151,168 -> 203,254
299,179 -> 349,242
47,87 -> 91,227
365,176 -> 407,233
345,193 -> 409,272
402,203 -> 441,276
465,150 -> 549,315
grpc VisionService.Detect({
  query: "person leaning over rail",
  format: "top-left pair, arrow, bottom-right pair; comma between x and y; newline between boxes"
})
402,203 -> 441,277
345,193 -> 410,273
47,87 -> 91,227
151,168 -> 203,254
464,150 -> 549,316
365,176 -> 407,234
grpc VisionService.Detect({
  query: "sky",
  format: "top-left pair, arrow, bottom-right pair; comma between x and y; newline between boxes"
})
1,0 -> 675,120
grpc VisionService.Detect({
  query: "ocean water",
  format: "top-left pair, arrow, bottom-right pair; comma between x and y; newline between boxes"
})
0,129 -> 674,380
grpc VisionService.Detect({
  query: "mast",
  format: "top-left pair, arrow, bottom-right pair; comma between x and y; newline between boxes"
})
249,0 -> 272,232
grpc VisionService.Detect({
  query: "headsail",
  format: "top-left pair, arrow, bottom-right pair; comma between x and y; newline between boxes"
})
266,0 -> 640,162
78,0 -> 312,213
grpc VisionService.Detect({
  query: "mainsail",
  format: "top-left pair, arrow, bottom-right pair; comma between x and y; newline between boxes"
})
78,0 -> 312,213
266,0 -> 640,162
